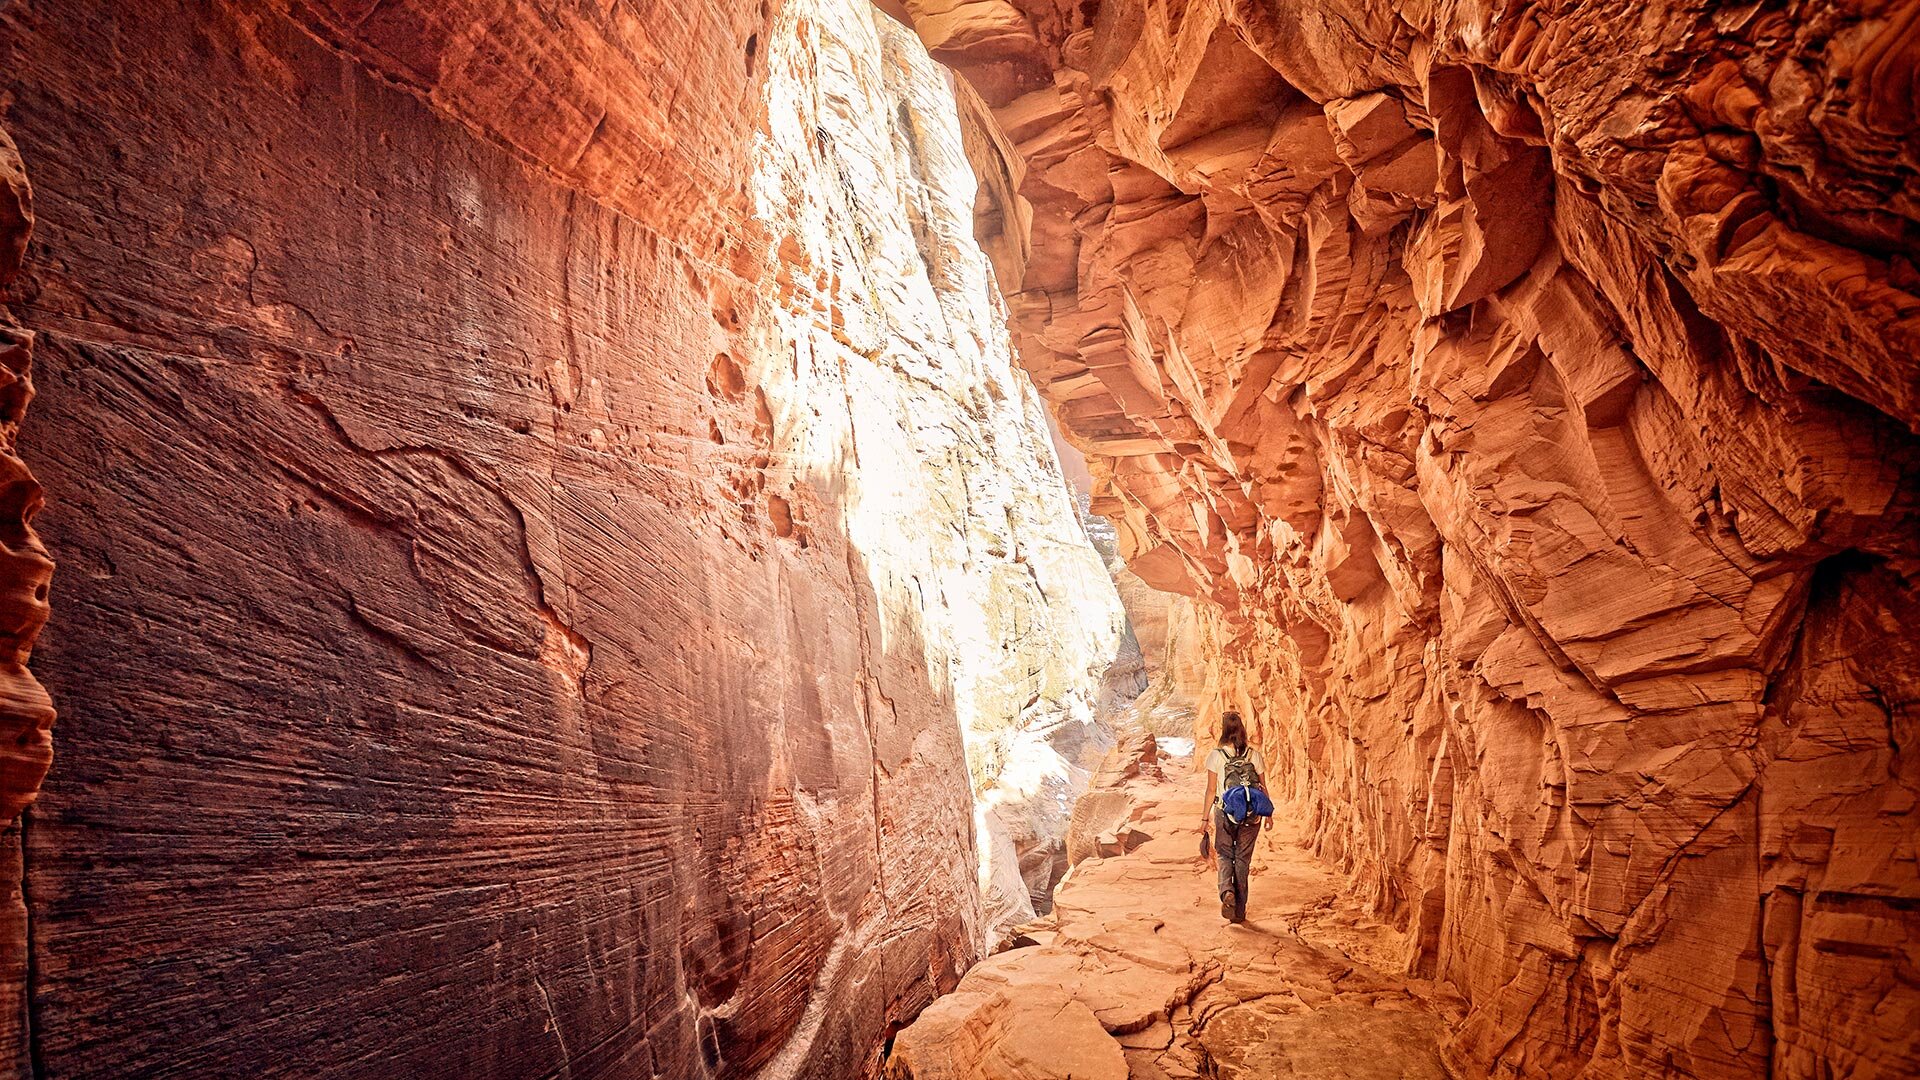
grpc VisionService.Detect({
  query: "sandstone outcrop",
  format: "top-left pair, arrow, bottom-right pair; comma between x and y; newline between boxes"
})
0,0 -> 1125,1075
888,740 -> 1458,1079
1069,452 -> 1202,739
0,120 -> 52,1080
888,0 -> 1920,1075
0,127 -> 52,830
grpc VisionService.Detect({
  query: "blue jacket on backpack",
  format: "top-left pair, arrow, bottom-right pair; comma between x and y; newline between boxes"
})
1221,781 -> 1274,824
1215,746 -> 1274,824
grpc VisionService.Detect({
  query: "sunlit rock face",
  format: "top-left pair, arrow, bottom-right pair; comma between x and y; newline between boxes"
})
0,0 -> 1121,1075
893,0 -> 1920,1075
753,6 -> 1131,953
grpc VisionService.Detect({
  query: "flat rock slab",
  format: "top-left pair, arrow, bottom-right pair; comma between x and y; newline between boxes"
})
1201,1002 -> 1450,1079
983,1000 -> 1129,1080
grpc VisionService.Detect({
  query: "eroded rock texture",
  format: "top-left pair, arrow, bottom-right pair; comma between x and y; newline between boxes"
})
0,0 -> 1123,1075
0,121 -> 52,1080
892,0 -> 1920,1075
0,127 -> 52,830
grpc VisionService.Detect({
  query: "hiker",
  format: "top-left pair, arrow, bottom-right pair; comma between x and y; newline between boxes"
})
1199,709 -> 1271,923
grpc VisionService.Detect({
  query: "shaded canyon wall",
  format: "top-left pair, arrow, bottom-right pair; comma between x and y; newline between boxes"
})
890,0 -> 1920,1076
0,0 -> 1126,1075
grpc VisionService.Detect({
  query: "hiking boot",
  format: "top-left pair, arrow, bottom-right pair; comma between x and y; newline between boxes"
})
1221,894 -> 1235,921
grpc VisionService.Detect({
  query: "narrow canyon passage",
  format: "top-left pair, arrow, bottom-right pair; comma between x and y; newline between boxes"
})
891,736 -> 1458,1080
0,0 -> 1915,1079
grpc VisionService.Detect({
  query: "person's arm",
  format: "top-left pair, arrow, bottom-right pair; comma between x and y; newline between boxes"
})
1199,763 -> 1218,862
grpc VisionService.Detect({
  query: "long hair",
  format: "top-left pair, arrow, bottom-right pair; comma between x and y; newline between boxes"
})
1219,710 -> 1247,754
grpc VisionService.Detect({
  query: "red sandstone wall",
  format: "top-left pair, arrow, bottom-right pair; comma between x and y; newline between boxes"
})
0,2 -> 992,1076
895,0 -> 1920,1075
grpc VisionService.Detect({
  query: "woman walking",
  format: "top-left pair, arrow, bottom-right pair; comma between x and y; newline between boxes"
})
1200,710 -> 1267,923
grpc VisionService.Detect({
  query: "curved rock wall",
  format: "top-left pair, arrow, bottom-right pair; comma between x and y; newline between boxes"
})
892,0 -> 1920,1075
0,0 -> 1123,1075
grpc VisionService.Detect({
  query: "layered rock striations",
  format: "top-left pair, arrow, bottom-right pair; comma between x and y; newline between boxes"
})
0,0 -> 1124,1075
891,0 -> 1920,1075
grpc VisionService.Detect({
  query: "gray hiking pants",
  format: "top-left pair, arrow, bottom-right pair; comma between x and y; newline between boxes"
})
1213,806 -> 1261,918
